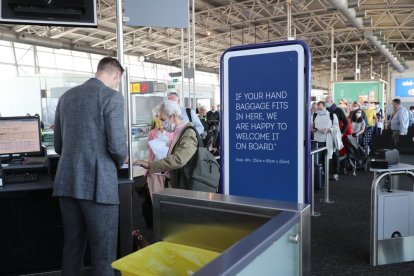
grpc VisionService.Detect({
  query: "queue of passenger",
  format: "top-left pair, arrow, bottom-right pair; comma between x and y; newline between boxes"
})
311,96 -> 411,177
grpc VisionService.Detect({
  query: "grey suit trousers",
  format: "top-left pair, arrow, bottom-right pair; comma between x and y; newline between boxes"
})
59,197 -> 119,276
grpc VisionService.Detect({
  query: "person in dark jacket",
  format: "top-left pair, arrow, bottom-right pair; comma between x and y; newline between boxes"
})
54,57 -> 127,276
325,96 -> 349,181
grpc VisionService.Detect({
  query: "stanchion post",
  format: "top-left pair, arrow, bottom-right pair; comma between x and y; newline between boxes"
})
321,149 -> 334,204
311,153 -> 320,217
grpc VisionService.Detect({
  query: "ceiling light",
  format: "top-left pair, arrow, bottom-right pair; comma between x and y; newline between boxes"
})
138,55 -> 145,62
207,30 -> 211,36
355,10 -> 366,18
362,18 -> 372,26
348,0 -> 359,8
372,30 -> 382,36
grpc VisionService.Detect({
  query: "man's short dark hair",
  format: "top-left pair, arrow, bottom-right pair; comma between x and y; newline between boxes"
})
168,92 -> 179,98
410,106 -> 414,110
97,57 -> 124,74
392,98 -> 401,105
317,101 -> 325,107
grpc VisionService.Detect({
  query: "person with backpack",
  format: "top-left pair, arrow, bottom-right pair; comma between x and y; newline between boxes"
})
311,101 -> 340,180
136,100 -> 220,192
325,96 -> 348,181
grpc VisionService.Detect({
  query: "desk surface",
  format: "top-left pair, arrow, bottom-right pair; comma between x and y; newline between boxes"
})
370,163 -> 414,173
0,175 -> 134,193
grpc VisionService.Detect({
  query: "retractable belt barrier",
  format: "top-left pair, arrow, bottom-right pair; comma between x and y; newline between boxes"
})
310,146 -> 334,217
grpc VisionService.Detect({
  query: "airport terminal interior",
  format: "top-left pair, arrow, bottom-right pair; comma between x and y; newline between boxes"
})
0,0 -> 414,275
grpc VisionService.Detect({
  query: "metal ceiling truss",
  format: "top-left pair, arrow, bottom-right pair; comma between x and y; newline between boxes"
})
0,0 -> 412,88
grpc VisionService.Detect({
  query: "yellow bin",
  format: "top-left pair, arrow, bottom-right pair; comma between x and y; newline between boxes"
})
112,242 -> 220,276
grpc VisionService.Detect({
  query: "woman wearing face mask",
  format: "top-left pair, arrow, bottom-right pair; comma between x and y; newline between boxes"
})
136,100 -> 198,189
350,108 -> 366,145
350,101 -> 368,125
144,107 -> 174,199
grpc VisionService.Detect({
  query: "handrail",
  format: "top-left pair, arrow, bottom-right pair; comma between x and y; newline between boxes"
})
311,147 -> 327,155
370,170 -> 414,266
310,145 -> 333,217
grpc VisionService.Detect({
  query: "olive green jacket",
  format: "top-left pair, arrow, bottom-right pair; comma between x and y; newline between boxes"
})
149,123 -> 198,189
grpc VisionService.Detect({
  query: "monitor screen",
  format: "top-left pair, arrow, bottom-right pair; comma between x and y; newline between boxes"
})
395,78 -> 414,98
0,0 -> 97,27
0,116 -> 41,155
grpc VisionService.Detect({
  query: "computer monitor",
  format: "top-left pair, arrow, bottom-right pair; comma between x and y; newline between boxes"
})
0,116 -> 41,156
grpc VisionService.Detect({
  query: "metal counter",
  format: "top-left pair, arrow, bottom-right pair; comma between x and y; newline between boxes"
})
153,188 -> 310,275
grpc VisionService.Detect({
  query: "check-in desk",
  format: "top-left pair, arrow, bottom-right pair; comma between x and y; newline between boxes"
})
153,189 -> 310,275
0,172 -> 134,275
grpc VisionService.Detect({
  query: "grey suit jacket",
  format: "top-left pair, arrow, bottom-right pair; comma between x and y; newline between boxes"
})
53,78 -> 127,204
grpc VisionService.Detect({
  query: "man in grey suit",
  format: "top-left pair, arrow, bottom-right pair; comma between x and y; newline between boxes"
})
53,57 -> 127,276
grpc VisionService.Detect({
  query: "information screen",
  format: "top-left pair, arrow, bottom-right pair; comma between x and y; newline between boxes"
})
222,43 -> 307,204
395,78 -> 414,97
0,117 -> 41,155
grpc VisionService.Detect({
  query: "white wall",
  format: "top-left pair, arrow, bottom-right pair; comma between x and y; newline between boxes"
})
0,77 -> 41,116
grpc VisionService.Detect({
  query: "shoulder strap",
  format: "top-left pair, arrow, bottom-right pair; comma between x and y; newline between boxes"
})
186,108 -> 192,123
330,112 -> 334,124
312,112 -> 317,123
173,125 -> 203,154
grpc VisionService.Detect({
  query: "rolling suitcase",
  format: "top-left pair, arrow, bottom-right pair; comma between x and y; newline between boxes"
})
314,163 -> 325,190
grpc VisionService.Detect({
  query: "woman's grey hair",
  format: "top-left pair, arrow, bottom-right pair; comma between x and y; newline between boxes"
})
159,100 -> 183,119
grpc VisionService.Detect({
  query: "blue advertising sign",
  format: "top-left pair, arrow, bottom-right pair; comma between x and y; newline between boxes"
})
221,41 -> 311,204
395,78 -> 414,97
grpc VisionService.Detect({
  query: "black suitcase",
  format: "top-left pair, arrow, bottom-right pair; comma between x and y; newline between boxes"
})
314,163 -> 325,190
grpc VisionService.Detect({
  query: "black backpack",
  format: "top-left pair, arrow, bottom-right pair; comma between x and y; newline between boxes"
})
179,126 -> 220,192
344,135 -> 367,160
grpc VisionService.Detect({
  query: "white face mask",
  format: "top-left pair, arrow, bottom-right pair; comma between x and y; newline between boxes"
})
356,113 -> 362,118
318,109 -> 327,115
162,117 -> 176,132
352,107 -> 359,111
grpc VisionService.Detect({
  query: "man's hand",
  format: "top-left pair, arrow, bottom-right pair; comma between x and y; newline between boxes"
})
322,128 -> 329,134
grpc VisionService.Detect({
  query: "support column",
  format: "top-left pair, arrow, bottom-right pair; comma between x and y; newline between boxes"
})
355,45 -> 359,80
192,0 -> 196,109
287,0 -> 292,39
11,42 -> 19,76
116,0 -> 132,180
330,28 -> 334,93
181,28 -> 185,104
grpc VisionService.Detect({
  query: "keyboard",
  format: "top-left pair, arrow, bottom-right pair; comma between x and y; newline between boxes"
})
2,172 -> 39,184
